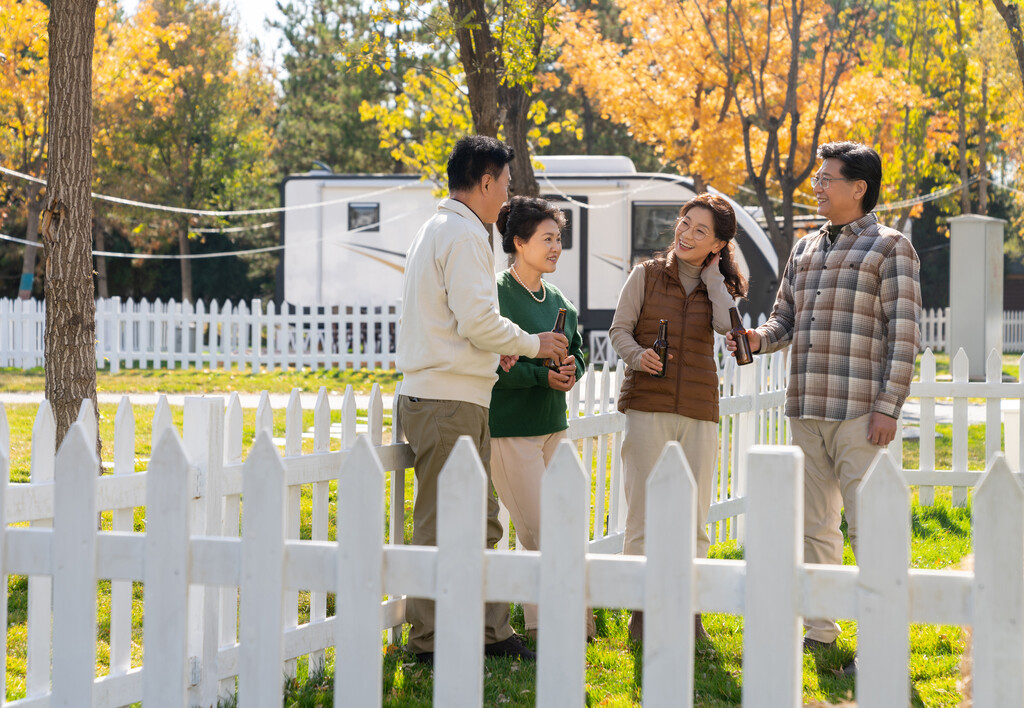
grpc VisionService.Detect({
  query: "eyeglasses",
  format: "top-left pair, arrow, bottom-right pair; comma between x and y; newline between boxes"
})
810,176 -> 854,189
677,216 -> 711,241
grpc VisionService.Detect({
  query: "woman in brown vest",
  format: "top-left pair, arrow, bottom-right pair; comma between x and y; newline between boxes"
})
609,193 -> 748,645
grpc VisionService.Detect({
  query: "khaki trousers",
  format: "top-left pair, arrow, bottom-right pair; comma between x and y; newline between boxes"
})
790,413 -> 882,643
398,395 -> 512,654
491,432 -> 597,638
621,410 -> 719,559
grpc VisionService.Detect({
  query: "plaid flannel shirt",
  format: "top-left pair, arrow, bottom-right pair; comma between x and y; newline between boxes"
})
757,212 -> 922,421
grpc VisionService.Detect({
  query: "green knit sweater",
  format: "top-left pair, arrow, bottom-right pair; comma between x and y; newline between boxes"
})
489,270 -> 586,438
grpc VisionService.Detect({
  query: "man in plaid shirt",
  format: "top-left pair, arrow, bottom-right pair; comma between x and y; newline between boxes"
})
727,142 -> 922,668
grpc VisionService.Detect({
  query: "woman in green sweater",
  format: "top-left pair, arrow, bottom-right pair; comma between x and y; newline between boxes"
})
489,195 -> 591,640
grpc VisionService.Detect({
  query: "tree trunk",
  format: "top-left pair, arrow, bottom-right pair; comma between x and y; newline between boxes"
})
43,0 -> 99,451
951,0 -> 971,214
582,92 -> 595,154
448,0 -> 501,137
94,215 -> 109,298
992,0 -> 1024,89
19,182 -> 44,299
179,219 -> 193,303
499,83 -> 539,197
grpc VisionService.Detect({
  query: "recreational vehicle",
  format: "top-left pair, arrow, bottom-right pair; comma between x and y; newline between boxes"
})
279,156 -> 780,335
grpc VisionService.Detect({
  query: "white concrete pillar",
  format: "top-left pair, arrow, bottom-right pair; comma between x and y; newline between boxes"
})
948,214 -> 1005,379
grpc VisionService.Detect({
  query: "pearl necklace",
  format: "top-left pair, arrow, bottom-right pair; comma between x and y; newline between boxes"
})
510,264 -> 546,303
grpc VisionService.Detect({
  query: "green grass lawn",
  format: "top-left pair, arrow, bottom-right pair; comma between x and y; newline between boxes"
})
0,366 -> 401,397
0,366 -> 979,705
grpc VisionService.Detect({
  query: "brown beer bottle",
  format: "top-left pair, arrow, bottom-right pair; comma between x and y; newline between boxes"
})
729,307 -> 753,366
544,308 -> 568,371
652,319 -> 669,377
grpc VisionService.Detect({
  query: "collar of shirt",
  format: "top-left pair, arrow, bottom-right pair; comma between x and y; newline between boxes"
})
438,197 -> 489,236
818,212 -> 878,248
819,212 -> 877,238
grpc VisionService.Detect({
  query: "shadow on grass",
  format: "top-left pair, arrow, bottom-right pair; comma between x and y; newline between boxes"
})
806,643 -> 928,708
628,613 -> 742,706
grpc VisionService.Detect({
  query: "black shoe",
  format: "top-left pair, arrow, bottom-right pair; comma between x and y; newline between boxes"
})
628,610 -> 643,644
838,656 -> 857,677
694,614 -> 710,642
803,637 -> 835,651
485,634 -> 536,660
413,651 -> 434,665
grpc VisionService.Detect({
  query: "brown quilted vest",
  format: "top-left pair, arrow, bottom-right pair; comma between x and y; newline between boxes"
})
616,254 -> 719,421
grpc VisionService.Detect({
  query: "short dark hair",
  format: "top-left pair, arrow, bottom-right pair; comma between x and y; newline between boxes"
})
816,141 -> 883,212
496,196 -> 566,256
446,135 -> 515,192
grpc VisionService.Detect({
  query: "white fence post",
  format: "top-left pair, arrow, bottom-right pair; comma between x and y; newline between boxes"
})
434,438 -> 487,705
239,433 -> 287,708
27,402 -> 56,698
917,349 -> 937,505
250,297 -> 262,373
309,387 -> 331,672
110,295 -> 122,373
537,441 -> 590,707
972,453 -> 1024,706
951,349 -> 970,506
109,397 -> 135,677
336,436 -> 386,708
76,397 -> 98,445
219,391 -> 243,701
51,423 -> 98,707
643,442 -> 696,707
733,362 -> 758,543
283,388 -> 303,679
856,450 -> 910,707
184,396 -> 225,705
142,429 -> 191,708
608,364 -> 627,537
743,445 -> 803,708
985,350 -> 1003,467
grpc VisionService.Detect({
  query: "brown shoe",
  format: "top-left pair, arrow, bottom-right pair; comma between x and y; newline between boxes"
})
694,613 -> 710,642
628,610 -> 643,643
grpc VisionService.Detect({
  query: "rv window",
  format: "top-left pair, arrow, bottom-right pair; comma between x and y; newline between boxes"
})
631,203 -> 681,265
349,203 -> 380,233
558,209 -> 573,250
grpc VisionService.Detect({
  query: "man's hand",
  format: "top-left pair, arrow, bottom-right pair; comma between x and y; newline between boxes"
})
536,331 -> 569,363
548,368 -> 575,392
637,348 -> 673,375
867,412 -> 898,446
725,329 -> 761,354
499,355 -> 518,372
558,355 -> 577,377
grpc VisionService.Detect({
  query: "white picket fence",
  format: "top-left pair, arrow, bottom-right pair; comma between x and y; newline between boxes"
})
920,306 -> 1024,352
0,297 -> 401,371
8,297 -> 1024,371
2,347 -> 1023,705
7,297 -> 1024,371
2,409 -> 1023,705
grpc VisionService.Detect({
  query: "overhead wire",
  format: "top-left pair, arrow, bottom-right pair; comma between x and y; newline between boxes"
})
0,164 -> 421,216
0,199 -> 429,260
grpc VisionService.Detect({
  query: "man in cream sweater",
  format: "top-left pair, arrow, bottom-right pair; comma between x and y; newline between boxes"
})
397,135 -> 568,664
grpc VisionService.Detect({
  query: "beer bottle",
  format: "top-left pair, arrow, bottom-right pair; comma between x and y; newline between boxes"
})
652,319 -> 669,377
544,308 -> 568,371
729,307 -> 753,366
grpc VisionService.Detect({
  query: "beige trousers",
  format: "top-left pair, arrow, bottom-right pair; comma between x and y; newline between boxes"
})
491,432 -> 597,638
790,413 -> 882,643
398,395 -> 513,654
621,409 -> 719,559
